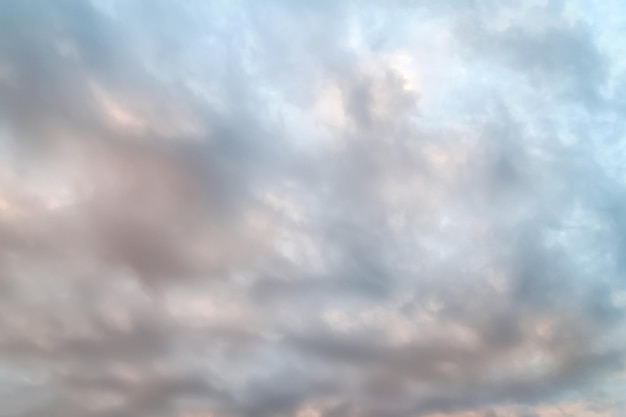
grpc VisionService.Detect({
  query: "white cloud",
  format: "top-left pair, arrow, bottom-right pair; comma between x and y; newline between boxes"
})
0,1 -> 625,416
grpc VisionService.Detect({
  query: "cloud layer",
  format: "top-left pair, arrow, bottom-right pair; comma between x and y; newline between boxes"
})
1,1 -> 625,416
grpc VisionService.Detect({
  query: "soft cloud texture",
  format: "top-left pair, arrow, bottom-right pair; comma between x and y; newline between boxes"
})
1,0 -> 625,416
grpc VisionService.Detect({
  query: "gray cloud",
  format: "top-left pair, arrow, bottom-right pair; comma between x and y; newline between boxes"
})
1,0 -> 625,416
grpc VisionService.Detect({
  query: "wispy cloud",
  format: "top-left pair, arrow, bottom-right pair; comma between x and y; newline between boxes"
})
0,1 -> 625,416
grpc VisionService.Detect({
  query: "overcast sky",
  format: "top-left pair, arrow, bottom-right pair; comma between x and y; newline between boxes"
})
1,0 -> 626,416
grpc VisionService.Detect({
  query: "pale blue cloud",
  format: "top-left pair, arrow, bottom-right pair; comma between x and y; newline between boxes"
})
0,1 -> 625,416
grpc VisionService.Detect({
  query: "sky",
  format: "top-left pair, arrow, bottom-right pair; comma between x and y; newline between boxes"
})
0,0 -> 626,416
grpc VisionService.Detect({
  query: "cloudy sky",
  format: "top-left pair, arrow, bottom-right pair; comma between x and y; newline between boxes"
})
1,0 -> 626,416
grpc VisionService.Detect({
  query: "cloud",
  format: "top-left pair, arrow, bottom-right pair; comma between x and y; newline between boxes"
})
0,0 -> 625,416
